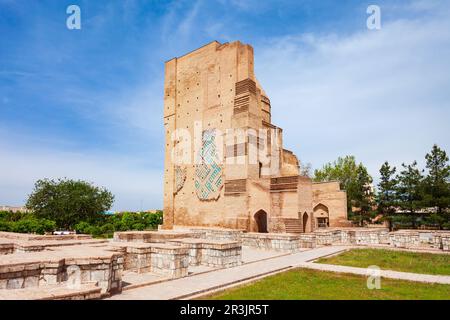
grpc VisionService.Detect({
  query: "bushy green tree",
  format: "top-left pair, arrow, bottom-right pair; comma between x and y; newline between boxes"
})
314,156 -> 374,218
26,178 -> 114,229
314,156 -> 359,190
11,218 -> 56,234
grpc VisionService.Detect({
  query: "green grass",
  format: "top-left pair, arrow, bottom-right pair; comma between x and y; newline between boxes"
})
316,249 -> 450,275
202,268 -> 450,300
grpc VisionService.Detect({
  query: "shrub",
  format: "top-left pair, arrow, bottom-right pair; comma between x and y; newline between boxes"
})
0,210 -> 29,222
132,223 -> 145,231
0,220 -> 12,231
143,211 -> 163,228
40,219 -> 57,234
3,210 -> 163,237
89,225 -> 103,238
10,218 -> 56,235
100,223 -> 114,234
424,213 -> 448,229
74,221 -> 93,234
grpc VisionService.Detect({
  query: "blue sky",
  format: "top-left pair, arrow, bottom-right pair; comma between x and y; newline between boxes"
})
1,0 -> 449,210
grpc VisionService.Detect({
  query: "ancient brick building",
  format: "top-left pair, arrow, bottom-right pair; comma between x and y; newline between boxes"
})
162,41 -> 348,233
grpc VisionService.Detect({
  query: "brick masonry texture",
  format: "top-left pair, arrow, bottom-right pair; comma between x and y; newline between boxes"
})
162,41 -> 349,233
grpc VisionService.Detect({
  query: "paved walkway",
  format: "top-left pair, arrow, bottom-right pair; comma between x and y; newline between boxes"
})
297,262 -> 450,284
107,245 -> 450,300
107,246 -> 347,300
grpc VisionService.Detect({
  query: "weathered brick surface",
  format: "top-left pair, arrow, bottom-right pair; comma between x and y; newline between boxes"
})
390,230 -> 450,250
442,236 -> 450,251
0,244 -> 124,294
113,230 -> 197,243
0,243 -> 14,255
161,41 -> 348,233
1,226 -> 449,300
241,233 -> 303,252
169,238 -> 242,268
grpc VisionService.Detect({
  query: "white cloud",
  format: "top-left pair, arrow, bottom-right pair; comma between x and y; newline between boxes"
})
255,5 -> 450,180
0,135 -> 163,211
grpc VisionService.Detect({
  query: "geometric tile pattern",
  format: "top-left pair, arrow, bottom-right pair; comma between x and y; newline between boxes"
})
174,165 -> 186,194
195,129 -> 223,200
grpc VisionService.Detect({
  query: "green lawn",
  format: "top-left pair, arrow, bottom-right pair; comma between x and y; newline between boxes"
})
316,249 -> 450,275
202,268 -> 450,300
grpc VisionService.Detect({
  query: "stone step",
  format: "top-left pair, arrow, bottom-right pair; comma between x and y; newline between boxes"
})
284,219 -> 303,234
0,283 -> 102,300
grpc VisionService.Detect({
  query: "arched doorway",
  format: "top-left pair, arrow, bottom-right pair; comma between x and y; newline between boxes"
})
254,210 -> 268,233
313,203 -> 329,228
302,212 -> 309,233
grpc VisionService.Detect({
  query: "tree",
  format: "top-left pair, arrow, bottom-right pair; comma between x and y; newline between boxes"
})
423,144 -> 450,216
314,156 -> 373,216
376,161 -> 398,216
349,165 -> 374,226
299,160 -> 313,177
396,161 -> 424,228
314,156 -> 359,191
26,178 -> 114,229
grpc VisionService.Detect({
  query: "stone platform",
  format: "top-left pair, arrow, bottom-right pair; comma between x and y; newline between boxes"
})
0,282 -> 102,300
0,244 -> 123,294
113,230 -> 200,243
1,227 -> 449,300
167,238 -> 242,268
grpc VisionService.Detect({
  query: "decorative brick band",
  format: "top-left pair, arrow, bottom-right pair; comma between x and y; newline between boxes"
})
235,78 -> 256,96
225,179 -> 247,194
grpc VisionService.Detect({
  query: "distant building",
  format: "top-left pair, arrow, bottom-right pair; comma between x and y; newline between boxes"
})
0,206 -> 30,213
113,210 -> 161,214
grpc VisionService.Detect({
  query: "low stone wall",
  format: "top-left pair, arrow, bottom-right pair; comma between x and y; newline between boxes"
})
18,242 -> 107,253
109,242 -> 190,278
171,226 -> 247,242
65,255 -> 123,294
241,233 -> 302,252
0,243 -> 14,255
0,239 -> 108,255
390,230 -> 450,250
0,283 -> 103,300
442,236 -> 450,251
341,228 -> 390,245
149,244 -> 189,278
168,238 -> 242,268
196,229 -> 243,242
298,234 -> 316,248
314,230 -> 341,245
201,242 -> 241,268
113,230 -> 198,243
0,231 -> 92,241
183,240 -> 203,266
390,231 -> 420,248
0,248 -> 123,295
108,244 -> 152,274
